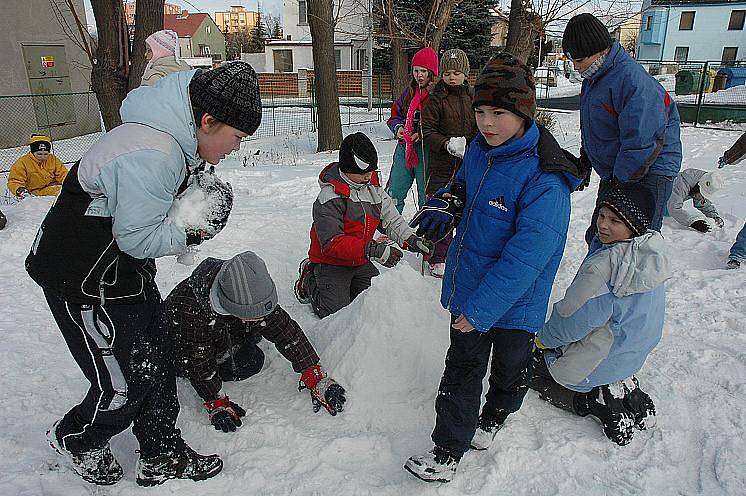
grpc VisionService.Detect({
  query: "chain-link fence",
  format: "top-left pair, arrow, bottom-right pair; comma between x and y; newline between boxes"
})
638,60 -> 746,129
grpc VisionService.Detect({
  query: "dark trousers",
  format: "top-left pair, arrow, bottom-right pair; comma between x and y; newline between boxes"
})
217,339 -> 265,382
309,262 -> 380,318
528,349 -> 583,415
428,231 -> 453,265
45,285 -> 179,459
585,174 -> 675,245
431,324 -> 534,456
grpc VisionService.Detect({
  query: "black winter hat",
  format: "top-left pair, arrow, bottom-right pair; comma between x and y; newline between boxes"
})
598,183 -> 656,237
189,61 -> 262,135
339,133 -> 378,174
473,53 -> 536,123
562,13 -> 613,60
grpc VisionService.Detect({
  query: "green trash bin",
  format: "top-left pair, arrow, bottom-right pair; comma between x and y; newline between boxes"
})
675,69 -> 710,96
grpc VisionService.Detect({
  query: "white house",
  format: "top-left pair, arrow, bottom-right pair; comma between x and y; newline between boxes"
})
264,0 -> 371,72
637,0 -> 746,62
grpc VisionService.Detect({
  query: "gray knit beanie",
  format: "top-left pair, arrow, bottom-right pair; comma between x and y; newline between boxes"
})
213,251 -> 278,319
440,49 -> 470,76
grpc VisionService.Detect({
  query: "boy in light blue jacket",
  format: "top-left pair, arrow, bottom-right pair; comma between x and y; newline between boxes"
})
531,183 -> 671,446
404,53 -> 585,483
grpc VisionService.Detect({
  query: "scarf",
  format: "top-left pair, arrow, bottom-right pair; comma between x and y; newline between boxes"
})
580,53 -> 608,80
402,86 -> 428,170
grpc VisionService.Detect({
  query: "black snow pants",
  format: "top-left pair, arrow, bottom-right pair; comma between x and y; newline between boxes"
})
528,348 -> 585,415
45,284 -> 180,459
431,323 -> 534,456
308,262 -> 379,318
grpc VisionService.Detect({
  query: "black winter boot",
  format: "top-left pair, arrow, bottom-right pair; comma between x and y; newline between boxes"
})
470,409 -> 510,450
622,376 -> 657,430
47,421 -> 123,485
404,445 -> 461,483
586,384 -> 635,446
136,438 -> 223,486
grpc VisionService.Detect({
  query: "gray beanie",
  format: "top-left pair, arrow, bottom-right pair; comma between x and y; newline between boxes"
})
212,251 -> 278,319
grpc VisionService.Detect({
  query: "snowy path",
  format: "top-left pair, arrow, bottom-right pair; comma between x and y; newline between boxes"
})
0,114 -> 744,495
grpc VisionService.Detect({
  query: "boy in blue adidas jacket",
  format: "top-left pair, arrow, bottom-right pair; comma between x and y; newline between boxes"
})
405,54 -> 584,483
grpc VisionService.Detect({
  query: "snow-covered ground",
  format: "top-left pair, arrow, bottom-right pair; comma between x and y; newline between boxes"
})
1,112 -> 745,495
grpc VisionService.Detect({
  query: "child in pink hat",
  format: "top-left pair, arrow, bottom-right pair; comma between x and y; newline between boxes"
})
141,29 -> 192,86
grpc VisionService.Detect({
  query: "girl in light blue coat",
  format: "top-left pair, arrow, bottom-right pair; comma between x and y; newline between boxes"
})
531,183 -> 671,446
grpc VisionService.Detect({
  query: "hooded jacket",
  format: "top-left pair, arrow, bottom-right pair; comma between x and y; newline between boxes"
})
538,232 -> 671,392
440,123 -> 584,333
667,168 -> 720,227
8,152 -> 67,196
420,80 -> 477,195
26,70 -> 200,304
166,258 -> 320,401
581,41 -> 682,182
308,163 -> 415,266
141,56 -> 192,86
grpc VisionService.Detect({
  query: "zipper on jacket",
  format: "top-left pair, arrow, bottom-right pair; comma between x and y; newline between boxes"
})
446,156 -> 493,310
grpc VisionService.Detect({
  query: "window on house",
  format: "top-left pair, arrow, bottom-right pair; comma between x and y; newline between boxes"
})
334,49 -> 342,70
206,25 -> 211,34
356,48 -> 368,70
646,16 -> 653,31
273,49 -> 293,72
729,10 -> 745,30
679,11 -> 695,30
674,46 -> 689,62
722,47 -> 738,62
299,1 -> 308,25
199,44 -> 211,56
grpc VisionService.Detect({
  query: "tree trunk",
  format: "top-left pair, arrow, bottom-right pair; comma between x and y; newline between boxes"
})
391,37 -> 409,96
128,0 -> 164,91
90,0 -> 129,130
505,0 -> 534,63
427,0 -> 459,51
307,0 -> 342,152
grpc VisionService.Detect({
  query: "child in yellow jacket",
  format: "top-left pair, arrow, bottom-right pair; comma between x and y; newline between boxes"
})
8,135 -> 67,198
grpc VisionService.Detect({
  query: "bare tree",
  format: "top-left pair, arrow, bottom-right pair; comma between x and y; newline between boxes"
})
307,0 -> 343,151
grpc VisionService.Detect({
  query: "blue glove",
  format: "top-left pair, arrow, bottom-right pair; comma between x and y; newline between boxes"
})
409,183 -> 466,242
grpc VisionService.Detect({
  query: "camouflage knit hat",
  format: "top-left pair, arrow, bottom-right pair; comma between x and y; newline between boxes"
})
472,53 -> 536,123
440,49 -> 470,75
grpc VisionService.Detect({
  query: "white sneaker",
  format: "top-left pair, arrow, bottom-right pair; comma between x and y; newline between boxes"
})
404,447 -> 459,483
428,262 -> 445,278
470,410 -> 509,451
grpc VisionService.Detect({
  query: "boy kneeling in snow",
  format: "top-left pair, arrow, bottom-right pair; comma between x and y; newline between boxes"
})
166,251 -> 346,432
294,132 -> 433,318
667,169 -> 724,233
531,183 -> 671,446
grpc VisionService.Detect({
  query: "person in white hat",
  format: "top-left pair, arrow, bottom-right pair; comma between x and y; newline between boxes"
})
667,169 -> 724,233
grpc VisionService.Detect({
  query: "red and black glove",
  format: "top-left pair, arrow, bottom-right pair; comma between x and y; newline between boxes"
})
299,364 -> 346,416
204,396 -> 246,433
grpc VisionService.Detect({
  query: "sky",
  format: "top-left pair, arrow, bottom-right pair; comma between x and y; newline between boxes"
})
82,0 -> 283,29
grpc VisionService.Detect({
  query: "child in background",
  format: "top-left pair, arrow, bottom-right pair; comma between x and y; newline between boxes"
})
385,47 -> 439,214
531,184 -> 670,446
8,135 -> 67,198
420,49 -> 477,277
294,133 -> 433,318
718,132 -> 746,269
405,54 -> 584,483
667,169 -> 724,233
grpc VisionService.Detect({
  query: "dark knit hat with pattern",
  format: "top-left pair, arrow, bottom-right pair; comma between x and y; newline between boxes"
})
339,132 -> 378,174
598,183 -> 656,237
189,61 -> 262,135
440,49 -> 470,76
30,134 -> 51,154
472,52 -> 536,122
562,13 -> 613,60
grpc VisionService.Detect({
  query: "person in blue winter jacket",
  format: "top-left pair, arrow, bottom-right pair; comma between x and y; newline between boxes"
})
25,63 -> 263,487
404,53 -> 585,484
562,13 -> 682,244
530,183 -> 671,446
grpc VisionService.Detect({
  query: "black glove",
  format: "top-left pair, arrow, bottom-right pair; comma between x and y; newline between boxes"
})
204,396 -> 246,433
690,220 -> 711,233
186,229 -> 212,246
404,235 -> 434,256
15,187 -> 30,199
299,365 -> 347,416
365,240 -> 403,267
409,182 -> 466,242
576,148 -> 592,192
713,217 -> 724,228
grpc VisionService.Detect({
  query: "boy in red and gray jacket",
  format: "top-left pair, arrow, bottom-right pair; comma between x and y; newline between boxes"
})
295,133 -> 433,318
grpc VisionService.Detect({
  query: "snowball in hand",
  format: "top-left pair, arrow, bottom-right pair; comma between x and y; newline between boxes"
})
168,171 -> 233,238
446,136 -> 467,159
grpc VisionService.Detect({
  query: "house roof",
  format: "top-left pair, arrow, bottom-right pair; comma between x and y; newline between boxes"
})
651,0 -> 746,5
164,12 -> 210,37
